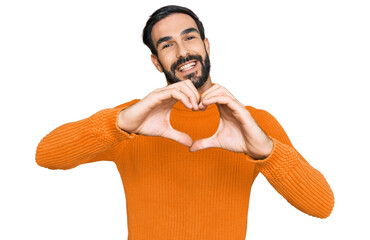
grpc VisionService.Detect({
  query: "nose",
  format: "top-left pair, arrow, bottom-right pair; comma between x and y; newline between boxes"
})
176,42 -> 189,58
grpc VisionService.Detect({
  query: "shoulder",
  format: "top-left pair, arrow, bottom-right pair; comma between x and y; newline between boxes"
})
113,99 -> 141,110
245,105 -> 280,132
245,105 -> 293,146
245,105 -> 275,122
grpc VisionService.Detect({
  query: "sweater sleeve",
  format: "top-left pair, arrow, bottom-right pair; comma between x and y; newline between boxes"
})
35,99 -> 140,170
246,107 -> 335,219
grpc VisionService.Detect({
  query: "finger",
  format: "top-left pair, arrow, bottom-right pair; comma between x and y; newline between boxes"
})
202,95 -> 242,113
201,86 -> 235,103
199,86 -> 228,110
158,88 -> 193,109
198,84 -> 236,110
183,80 -> 200,105
200,83 -> 221,103
163,128 -> 193,147
197,84 -> 221,111
200,85 -> 239,107
178,81 -> 200,110
164,81 -> 199,110
189,136 -> 217,152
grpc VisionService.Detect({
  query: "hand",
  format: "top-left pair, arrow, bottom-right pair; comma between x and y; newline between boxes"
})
118,80 -> 200,147
189,84 -> 274,159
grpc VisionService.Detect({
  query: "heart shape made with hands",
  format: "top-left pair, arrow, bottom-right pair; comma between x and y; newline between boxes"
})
167,84 -> 272,159
120,83 -> 273,159
165,84 -> 268,158
179,99 -> 250,154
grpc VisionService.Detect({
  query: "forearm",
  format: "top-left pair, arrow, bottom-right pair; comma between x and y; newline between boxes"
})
249,138 -> 334,218
246,107 -> 335,218
36,101 -> 138,170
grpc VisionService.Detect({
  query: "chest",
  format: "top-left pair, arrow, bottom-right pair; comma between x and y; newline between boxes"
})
117,136 -> 257,204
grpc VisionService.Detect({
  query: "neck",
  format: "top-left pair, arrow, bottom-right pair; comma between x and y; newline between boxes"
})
166,76 -> 213,93
197,76 -> 212,93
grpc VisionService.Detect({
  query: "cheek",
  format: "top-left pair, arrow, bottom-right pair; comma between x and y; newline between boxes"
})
160,54 -> 177,69
191,40 -> 207,53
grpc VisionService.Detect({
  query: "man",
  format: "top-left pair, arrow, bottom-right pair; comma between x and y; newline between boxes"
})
36,5 -> 334,239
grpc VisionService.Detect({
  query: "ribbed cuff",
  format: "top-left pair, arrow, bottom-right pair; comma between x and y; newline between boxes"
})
246,137 -> 298,180
89,103 -> 138,147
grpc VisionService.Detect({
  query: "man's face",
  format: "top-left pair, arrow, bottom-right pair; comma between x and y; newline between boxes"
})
151,13 -> 211,89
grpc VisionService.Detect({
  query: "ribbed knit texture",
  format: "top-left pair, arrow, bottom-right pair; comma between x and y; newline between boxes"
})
36,97 -> 334,240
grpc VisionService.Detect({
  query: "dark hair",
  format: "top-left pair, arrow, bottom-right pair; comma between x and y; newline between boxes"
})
142,5 -> 205,56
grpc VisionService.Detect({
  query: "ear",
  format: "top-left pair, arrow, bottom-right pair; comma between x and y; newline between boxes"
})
151,54 -> 163,72
203,37 -> 210,56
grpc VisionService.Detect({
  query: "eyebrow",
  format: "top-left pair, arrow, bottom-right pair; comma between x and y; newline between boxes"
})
155,27 -> 200,48
181,27 -> 199,36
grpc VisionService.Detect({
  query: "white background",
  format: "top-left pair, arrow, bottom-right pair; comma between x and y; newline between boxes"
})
1,0 -> 369,239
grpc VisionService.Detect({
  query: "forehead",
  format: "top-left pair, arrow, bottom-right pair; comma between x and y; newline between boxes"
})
151,13 -> 199,44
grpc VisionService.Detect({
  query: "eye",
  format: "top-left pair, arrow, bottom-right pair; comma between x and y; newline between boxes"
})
162,43 -> 172,49
186,36 -> 195,40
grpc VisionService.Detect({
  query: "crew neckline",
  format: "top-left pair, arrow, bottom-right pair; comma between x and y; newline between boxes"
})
172,90 -> 217,113
172,99 -> 217,112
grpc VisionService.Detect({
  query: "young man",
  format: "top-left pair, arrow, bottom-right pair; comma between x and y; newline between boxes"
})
36,5 -> 334,239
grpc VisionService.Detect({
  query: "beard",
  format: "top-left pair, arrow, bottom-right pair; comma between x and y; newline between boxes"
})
159,52 -> 211,89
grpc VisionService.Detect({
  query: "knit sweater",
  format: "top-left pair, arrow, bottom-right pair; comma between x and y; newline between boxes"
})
36,97 -> 334,240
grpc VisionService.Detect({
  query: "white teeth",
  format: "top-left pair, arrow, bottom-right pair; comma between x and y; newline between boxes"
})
178,62 -> 196,72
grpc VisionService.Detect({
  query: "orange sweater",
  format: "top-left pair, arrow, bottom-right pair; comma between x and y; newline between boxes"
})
36,98 -> 334,239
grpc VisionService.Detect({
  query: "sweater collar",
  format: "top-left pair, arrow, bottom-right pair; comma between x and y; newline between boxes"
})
172,91 -> 217,113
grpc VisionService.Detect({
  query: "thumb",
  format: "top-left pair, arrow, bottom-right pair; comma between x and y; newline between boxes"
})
163,128 -> 193,147
189,136 -> 217,152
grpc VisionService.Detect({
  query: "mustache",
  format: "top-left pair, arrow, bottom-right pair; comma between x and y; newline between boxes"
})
170,55 -> 204,72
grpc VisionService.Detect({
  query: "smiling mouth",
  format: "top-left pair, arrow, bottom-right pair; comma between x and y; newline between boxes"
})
176,60 -> 198,73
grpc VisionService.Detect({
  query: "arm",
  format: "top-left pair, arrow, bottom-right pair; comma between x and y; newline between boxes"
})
185,83 -> 334,218
247,107 -> 335,219
35,99 -> 140,170
36,79 -> 203,170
